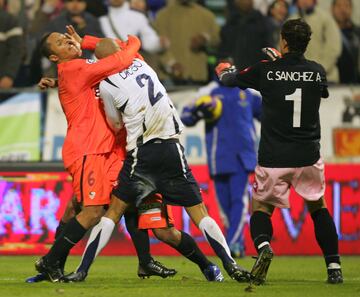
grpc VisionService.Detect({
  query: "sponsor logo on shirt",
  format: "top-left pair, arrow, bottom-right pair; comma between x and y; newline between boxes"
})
86,59 -> 97,64
89,191 -> 96,199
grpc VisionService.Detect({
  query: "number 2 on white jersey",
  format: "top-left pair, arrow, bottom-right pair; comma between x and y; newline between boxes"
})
136,74 -> 163,106
285,88 -> 302,128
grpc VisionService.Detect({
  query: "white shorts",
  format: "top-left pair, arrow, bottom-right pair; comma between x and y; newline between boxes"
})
252,158 -> 325,208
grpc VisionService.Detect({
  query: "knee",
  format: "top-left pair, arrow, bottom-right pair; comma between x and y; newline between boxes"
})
153,228 -> 181,247
81,206 -> 104,226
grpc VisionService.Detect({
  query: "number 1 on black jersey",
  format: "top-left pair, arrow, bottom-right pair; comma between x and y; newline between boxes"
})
286,88 -> 302,128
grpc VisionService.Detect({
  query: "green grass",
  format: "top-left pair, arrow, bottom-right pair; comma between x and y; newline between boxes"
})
0,256 -> 359,297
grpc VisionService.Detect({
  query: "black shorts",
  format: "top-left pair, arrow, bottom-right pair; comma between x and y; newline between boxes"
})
112,138 -> 203,207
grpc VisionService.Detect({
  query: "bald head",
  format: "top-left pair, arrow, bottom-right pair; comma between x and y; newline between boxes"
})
95,38 -> 120,59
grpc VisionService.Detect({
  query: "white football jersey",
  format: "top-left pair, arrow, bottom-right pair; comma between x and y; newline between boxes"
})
99,58 -> 183,151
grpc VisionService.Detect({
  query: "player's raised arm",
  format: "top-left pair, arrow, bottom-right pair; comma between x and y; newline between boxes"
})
81,35 -> 141,87
215,61 -> 262,91
66,25 -> 144,61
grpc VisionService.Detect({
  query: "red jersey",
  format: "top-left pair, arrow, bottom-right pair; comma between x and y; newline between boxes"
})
58,35 -> 140,168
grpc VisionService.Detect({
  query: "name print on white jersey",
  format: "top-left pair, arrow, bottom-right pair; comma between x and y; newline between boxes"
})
99,59 -> 183,152
119,59 -> 144,79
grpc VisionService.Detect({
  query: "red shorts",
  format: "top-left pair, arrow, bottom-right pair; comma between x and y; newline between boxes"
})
68,152 -> 123,206
252,158 -> 325,208
138,194 -> 175,229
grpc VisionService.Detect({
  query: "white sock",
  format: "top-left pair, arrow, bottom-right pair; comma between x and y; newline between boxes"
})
76,217 -> 115,273
198,216 -> 235,264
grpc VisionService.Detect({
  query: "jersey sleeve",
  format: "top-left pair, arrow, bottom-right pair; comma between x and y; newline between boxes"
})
82,35 -> 144,60
100,83 -> 123,132
80,37 -> 140,87
81,35 -> 102,50
220,62 -> 263,91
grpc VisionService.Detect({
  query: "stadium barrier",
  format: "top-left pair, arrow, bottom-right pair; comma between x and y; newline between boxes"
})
0,85 -> 359,255
0,163 -> 359,255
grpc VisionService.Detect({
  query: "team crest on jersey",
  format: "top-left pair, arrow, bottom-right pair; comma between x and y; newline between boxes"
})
94,85 -> 100,99
112,180 -> 119,189
238,90 -> 248,107
86,59 -> 97,64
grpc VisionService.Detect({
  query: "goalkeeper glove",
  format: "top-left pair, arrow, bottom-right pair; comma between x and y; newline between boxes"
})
215,62 -> 237,80
262,47 -> 282,61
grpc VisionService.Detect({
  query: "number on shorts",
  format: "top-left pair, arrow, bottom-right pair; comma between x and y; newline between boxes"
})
285,88 -> 302,128
136,74 -> 163,106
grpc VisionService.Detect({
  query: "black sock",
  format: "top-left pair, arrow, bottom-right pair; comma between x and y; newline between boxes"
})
311,208 -> 341,267
55,220 -> 66,239
250,211 -> 273,253
55,220 -> 69,272
45,217 -> 87,266
124,210 -> 152,265
174,231 -> 212,271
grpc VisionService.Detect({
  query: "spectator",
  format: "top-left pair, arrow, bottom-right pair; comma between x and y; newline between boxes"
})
0,0 -> 24,90
181,80 -> 261,258
218,0 -> 275,70
147,0 -> 166,20
153,0 -> 220,85
332,0 -> 360,83
227,0 -> 279,17
43,0 -> 103,43
85,0 -> 107,17
267,0 -> 289,48
30,0 -> 64,35
290,0 -> 342,83
99,0 -> 165,55
130,0 -> 147,13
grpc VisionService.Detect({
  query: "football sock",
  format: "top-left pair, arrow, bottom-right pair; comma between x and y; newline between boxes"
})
54,220 -> 69,272
77,217 -> 115,273
173,231 -> 212,270
45,217 -> 87,266
250,211 -> 273,253
310,208 -> 341,268
54,220 -> 66,239
198,216 -> 235,266
124,210 -> 152,265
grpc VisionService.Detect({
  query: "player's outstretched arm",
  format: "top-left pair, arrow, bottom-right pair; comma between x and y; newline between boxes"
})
216,61 -> 262,91
83,35 -> 141,87
67,25 -> 144,61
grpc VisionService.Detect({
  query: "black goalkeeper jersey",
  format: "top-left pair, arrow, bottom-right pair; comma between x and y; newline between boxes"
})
221,53 -> 329,168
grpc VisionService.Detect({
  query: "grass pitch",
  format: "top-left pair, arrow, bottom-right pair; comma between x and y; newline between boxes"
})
0,256 -> 359,297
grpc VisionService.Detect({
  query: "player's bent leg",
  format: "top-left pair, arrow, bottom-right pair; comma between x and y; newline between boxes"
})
134,227 -> 178,279
36,205 -> 104,282
26,198 -> 80,283
185,203 -> 250,282
153,227 -> 224,282
124,209 -> 153,268
306,197 -> 343,284
249,199 -> 275,285
63,196 -> 128,282
123,209 -> 177,280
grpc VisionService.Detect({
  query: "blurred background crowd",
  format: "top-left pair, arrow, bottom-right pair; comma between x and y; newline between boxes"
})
0,0 -> 359,92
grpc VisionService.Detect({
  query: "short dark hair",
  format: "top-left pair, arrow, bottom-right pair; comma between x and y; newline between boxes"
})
39,33 -> 54,58
281,18 -> 312,54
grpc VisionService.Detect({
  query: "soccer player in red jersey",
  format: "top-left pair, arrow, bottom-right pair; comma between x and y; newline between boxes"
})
34,29 -> 142,282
